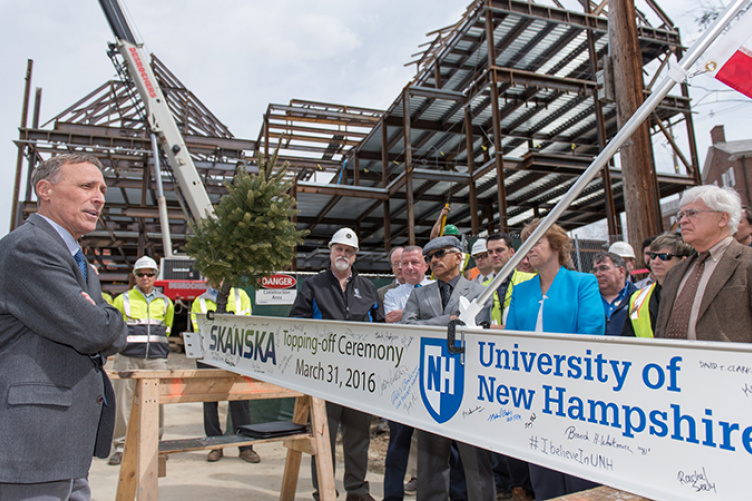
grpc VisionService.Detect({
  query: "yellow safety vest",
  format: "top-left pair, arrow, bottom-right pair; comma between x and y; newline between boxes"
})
487,270 -> 537,326
628,283 -> 656,338
114,287 -> 174,358
191,287 -> 252,332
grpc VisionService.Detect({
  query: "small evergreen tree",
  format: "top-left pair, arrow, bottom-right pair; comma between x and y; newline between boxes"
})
185,151 -> 307,313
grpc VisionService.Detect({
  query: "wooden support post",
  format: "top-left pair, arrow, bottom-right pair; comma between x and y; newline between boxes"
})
310,397 -> 336,501
112,370 -> 333,501
609,0 -> 660,248
280,397 -> 310,500
137,379 -> 160,500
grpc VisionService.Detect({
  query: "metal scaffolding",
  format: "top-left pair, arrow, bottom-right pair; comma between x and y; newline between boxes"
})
11,0 -> 701,282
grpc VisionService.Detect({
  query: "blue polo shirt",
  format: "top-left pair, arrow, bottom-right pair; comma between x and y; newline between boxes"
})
602,284 -> 631,320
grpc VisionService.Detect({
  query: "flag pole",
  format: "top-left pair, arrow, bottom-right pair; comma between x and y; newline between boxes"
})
457,0 -> 752,330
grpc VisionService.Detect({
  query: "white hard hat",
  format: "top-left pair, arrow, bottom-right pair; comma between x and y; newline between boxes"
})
608,241 -> 636,259
329,227 -> 359,251
133,256 -> 159,272
470,239 -> 488,256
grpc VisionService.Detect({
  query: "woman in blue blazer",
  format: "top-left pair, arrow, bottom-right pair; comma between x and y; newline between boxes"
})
505,219 -> 605,500
506,221 -> 605,335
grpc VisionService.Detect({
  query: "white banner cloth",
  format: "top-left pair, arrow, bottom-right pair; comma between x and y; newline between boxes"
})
196,314 -> 752,501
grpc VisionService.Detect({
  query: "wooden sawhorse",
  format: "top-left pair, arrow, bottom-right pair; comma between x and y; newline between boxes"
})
111,369 -> 335,501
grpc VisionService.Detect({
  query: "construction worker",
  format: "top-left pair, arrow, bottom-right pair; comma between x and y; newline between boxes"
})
608,241 -> 637,283
468,238 -> 494,283
290,227 -> 383,501
190,281 -> 260,463
485,233 -> 536,327
623,234 -> 691,337
108,256 -> 174,466
101,291 -> 114,305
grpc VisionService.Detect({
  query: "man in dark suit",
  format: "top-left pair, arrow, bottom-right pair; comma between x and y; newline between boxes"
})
0,154 -> 127,500
402,236 -> 495,501
656,185 -> 752,342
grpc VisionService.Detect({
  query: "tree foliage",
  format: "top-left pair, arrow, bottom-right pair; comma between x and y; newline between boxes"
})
185,151 -> 307,311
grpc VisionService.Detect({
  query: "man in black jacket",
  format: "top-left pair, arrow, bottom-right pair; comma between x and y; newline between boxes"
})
290,227 -> 384,501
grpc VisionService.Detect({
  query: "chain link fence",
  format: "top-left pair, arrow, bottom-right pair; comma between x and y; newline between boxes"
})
465,233 -> 636,275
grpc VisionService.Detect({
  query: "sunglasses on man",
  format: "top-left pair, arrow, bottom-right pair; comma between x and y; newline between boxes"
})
135,272 -> 156,277
424,248 -> 458,263
647,252 -> 677,261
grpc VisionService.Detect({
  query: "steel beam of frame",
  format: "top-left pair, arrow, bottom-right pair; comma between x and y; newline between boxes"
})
403,87 -> 416,245
486,0 -> 680,47
584,11 -> 620,236
11,59 -> 33,231
381,119 -> 392,252
486,14 -> 509,232
465,106 -> 480,234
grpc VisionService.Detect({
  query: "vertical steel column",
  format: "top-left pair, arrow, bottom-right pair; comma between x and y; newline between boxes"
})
11,59 -> 33,231
25,88 -> 43,202
485,12 -> 508,232
381,119 -> 392,252
484,204 -> 495,234
263,113 -> 270,159
403,88 -> 416,245
465,106 -> 480,234
354,155 -> 360,186
584,22 -> 620,236
291,180 -> 299,270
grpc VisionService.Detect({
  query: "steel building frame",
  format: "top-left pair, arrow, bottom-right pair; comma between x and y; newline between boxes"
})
11,0 -> 700,279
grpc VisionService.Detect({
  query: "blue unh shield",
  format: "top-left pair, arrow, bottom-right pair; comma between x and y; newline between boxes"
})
420,337 -> 465,423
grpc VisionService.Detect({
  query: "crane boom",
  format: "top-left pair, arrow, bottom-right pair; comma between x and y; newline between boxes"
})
98,0 -> 214,222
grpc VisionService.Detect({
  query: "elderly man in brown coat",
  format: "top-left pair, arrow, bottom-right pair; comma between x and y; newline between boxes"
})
655,185 -> 752,342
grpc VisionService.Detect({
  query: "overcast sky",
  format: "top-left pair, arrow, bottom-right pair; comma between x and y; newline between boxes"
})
1,0 -> 749,238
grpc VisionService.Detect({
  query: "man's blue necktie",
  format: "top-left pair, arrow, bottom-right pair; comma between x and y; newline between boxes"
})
74,249 -> 88,282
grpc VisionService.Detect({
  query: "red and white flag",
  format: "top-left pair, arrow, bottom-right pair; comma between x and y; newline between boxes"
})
701,7 -> 752,98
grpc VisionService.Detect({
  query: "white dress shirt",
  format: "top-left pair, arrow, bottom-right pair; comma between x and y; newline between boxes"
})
383,277 -> 434,313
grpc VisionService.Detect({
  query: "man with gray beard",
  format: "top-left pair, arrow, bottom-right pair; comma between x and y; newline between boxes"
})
290,227 -> 384,501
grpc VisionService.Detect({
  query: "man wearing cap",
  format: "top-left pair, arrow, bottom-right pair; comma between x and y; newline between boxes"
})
290,227 -> 384,501
191,281 -> 259,463
402,236 -> 495,501
608,241 -> 637,283
108,256 -> 174,465
0,154 -> 127,500
469,239 -> 494,284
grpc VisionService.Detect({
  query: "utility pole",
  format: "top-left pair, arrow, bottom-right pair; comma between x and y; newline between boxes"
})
609,0 -> 661,253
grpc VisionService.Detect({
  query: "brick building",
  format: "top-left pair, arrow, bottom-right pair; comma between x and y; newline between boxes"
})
702,125 -> 752,206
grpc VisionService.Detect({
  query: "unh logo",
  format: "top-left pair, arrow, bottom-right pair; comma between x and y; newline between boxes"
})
420,338 -> 464,423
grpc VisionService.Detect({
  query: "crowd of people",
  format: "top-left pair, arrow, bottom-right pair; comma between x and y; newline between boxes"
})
292,184 -> 752,501
2,153 -> 751,501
